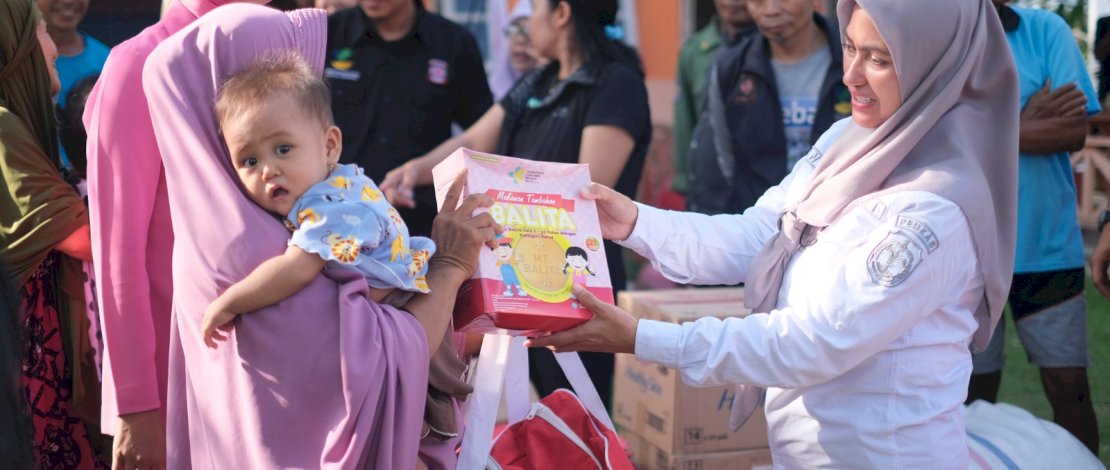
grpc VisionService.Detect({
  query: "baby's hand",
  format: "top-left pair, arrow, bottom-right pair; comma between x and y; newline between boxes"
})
201,303 -> 237,349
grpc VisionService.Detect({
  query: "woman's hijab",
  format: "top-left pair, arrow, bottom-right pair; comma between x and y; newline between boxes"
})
489,0 -> 533,100
745,0 -> 1019,352
0,0 -> 55,161
143,5 -> 427,468
0,0 -> 86,286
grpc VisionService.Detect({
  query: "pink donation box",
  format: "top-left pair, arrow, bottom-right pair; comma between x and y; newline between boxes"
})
433,148 -> 615,334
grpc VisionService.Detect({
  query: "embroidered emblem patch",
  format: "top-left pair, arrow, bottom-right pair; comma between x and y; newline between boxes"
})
894,215 -> 939,253
427,58 -> 449,85
867,231 -> 924,287
330,48 -> 354,70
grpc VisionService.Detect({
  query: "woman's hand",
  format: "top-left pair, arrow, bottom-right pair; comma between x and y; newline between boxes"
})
525,285 -> 638,354
429,171 -> 501,279
580,183 -> 639,241
379,162 -> 420,209
113,409 -> 166,470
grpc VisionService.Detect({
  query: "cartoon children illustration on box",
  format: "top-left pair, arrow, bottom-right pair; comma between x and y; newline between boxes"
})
563,246 -> 596,307
494,235 -> 527,297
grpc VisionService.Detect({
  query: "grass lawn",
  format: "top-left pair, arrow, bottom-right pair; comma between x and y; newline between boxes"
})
996,276 -> 1110,465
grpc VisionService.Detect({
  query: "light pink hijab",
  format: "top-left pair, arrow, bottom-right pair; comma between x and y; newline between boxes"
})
744,0 -> 1018,352
143,5 -> 428,468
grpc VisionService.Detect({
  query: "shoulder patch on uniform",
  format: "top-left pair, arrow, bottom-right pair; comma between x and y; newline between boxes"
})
866,230 -> 924,288
894,215 -> 939,253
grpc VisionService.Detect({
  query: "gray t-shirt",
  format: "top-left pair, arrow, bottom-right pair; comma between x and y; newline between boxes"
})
772,46 -> 832,169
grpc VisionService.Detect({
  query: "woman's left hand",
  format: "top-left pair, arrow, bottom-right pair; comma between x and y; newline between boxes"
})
429,171 -> 500,278
525,284 -> 638,354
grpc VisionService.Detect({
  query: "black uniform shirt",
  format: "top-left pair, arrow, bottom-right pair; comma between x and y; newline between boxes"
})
326,7 -> 492,233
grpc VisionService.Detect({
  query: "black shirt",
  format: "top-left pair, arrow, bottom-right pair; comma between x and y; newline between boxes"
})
326,7 -> 492,234
497,61 -> 650,200
497,61 -> 651,291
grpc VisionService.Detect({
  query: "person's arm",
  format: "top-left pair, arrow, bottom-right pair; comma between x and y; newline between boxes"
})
610,157 -> 803,285
402,174 -> 500,356
579,125 -> 634,188
579,65 -> 649,188
1018,81 -> 1088,154
1020,14 -> 1102,155
530,193 -> 977,390
55,224 -> 92,261
82,47 -> 167,470
378,104 -> 505,207
202,246 -> 324,347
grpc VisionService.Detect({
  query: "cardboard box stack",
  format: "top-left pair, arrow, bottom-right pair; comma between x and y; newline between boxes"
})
612,288 -> 773,470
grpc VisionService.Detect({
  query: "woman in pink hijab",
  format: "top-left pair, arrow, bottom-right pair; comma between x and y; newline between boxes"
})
529,0 -> 1019,467
83,1 -> 268,468
141,4 -> 495,468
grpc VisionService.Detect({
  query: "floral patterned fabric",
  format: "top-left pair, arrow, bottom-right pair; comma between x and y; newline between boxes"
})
286,163 -> 435,293
21,252 -> 107,470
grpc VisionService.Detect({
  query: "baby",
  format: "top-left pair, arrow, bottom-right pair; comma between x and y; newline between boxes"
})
201,53 -> 435,348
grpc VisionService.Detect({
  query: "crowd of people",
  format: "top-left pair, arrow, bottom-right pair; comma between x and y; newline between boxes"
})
0,0 -> 1103,468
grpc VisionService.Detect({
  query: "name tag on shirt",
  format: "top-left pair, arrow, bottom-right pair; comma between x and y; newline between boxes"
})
325,68 -> 361,81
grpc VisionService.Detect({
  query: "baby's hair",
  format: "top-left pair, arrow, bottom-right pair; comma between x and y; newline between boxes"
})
214,52 -> 333,133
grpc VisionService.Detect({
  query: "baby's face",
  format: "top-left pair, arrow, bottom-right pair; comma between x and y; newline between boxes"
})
567,255 -> 587,270
494,244 -> 513,260
224,92 -> 340,216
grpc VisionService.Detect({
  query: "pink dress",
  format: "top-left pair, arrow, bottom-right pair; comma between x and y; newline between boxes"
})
83,0 -> 268,433
142,5 -> 428,468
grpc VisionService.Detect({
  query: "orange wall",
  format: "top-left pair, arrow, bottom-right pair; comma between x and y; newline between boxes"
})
636,0 -> 682,80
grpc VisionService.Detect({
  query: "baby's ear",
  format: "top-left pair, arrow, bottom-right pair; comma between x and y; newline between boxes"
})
326,125 -> 343,163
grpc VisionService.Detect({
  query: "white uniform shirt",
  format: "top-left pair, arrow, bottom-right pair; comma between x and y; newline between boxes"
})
622,131 -> 983,468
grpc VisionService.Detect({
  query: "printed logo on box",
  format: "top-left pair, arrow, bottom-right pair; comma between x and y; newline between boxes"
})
623,364 -> 663,395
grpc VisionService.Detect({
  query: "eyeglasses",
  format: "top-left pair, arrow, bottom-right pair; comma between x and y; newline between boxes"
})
503,23 -> 529,40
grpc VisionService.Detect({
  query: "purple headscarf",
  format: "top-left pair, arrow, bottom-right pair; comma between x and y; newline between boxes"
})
744,0 -> 1019,352
143,4 -> 428,468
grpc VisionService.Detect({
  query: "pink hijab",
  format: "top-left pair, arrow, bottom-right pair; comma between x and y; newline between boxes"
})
143,5 -> 427,468
745,0 -> 1018,352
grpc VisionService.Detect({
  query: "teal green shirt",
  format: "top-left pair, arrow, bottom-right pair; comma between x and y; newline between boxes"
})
672,18 -> 725,194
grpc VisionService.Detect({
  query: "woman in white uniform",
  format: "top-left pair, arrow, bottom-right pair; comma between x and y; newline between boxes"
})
527,0 -> 1019,467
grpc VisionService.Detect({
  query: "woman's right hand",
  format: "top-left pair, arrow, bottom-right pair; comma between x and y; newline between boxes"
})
580,183 -> 638,241
379,162 -> 420,209
428,171 -> 501,279
113,409 -> 166,470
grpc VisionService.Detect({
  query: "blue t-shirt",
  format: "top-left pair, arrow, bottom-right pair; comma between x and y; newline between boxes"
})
285,164 -> 436,293
56,33 -> 109,108
1007,6 -> 1100,273
55,33 -> 109,168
